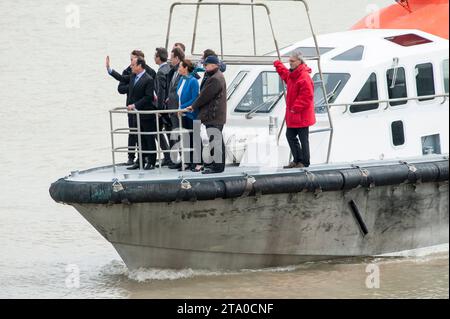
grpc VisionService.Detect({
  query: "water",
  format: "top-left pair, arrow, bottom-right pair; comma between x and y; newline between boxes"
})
0,0 -> 448,299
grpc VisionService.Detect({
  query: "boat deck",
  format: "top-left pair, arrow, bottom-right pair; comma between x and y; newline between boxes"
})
65,155 -> 448,183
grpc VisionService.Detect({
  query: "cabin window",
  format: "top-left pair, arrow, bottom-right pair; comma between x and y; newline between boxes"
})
415,63 -> 435,101
391,121 -> 405,146
443,59 -> 449,94
281,47 -> 335,58
385,34 -> 432,47
386,67 -> 408,106
313,73 -> 351,113
332,46 -> 365,61
350,73 -> 379,113
227,71 -> 249,100
235,71 -> 283,113
422,134 -> 441,155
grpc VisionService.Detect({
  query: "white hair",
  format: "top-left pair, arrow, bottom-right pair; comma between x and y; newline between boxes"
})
290,49 -> 304,63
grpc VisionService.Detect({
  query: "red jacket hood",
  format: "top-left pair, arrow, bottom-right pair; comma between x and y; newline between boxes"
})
290,64 -> 312,79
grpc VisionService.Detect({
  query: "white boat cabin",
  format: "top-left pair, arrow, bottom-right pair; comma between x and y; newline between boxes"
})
222,29 -> 449,167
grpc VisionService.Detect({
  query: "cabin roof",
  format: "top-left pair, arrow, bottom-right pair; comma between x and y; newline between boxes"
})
278,29 -> 449,66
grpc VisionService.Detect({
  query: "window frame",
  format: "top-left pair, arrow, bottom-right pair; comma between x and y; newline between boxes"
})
312,72 -> 352,114
390,120 -> 407,148
233,71 -> 284,115
227,70 -> 250,101
386,66 -> 408,107
385,33 -> 433,47
349,72 -> 380,114
414,62 -> 436,103
331,45 -> 365,61
442,59 -> 449,94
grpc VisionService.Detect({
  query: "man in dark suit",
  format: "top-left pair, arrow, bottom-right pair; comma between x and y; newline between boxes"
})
124,57 -> 157,170
153,47 -> 172,166
106,50 -> 156,165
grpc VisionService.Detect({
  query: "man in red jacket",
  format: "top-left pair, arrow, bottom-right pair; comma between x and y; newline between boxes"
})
274,49 -> 316,168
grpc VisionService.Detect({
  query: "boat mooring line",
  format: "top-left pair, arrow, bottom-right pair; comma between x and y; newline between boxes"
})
112,178 -> 124,193
241,174 -> 256,198
401,161 -> 422,184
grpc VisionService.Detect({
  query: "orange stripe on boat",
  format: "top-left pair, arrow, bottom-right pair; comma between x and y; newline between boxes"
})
351,0 -> 449,40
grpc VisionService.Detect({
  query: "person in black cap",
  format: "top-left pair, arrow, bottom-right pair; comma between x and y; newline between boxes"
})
198,50 -> 227,90
186,55 -> 227,174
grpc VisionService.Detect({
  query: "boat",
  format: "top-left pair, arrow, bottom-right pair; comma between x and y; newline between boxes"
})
50,0 -> 449,270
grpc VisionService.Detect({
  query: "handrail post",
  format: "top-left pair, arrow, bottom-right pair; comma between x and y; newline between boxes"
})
191,0 -> 203,55
218,4 -> 224,60
178,113 -> 185,171
136,112 -> 143,170
165,3 -> 178,49
265,6 -> 287,147
109,110 -> 117,174
156,112 -> 162,173
251,0 -> 257,55
301,0 -> 334,164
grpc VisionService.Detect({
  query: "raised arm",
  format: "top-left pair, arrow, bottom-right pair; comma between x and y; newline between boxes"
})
273,60 -> 289,83
106,56 -> 131,94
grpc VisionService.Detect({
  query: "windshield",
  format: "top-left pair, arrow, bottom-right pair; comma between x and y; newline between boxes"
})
234,71 -> 283,113
313,73 -> 351,113
227,71 -> 249,100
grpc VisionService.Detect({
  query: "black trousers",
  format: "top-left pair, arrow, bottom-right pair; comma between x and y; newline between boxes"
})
205,124 -> 225,172
139,116 -> 157,166
182,117 -> 202,166
130,114 -> 166,164
128,114 -> 138,160
286,127 -> 310,167
157,117 -> 171,161
166,113 -> 183,164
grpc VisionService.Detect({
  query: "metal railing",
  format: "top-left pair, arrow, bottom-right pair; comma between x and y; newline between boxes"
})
109,108 -> 193,173
166,1 -> 283,63
326,93 -> 449,113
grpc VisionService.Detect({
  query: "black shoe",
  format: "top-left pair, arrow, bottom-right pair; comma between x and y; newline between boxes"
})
127,162 -> 140,170
177,164 -> 192,172
126,158 -> 135,166
202,168 -> 224,175
144,163 -> 155,170
161,158 -> 172,167
168,163 -> 182,170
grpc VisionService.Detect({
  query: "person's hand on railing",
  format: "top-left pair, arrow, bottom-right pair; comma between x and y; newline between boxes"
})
127,104 -> 136,111
185,106 -> 194,112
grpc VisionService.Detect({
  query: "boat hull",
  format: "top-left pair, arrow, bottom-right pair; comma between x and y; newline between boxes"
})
72,180 -> 449,270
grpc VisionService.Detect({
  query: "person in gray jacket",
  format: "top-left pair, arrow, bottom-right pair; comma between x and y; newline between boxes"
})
153,47 -> 172,166
186,55 -> 227,174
